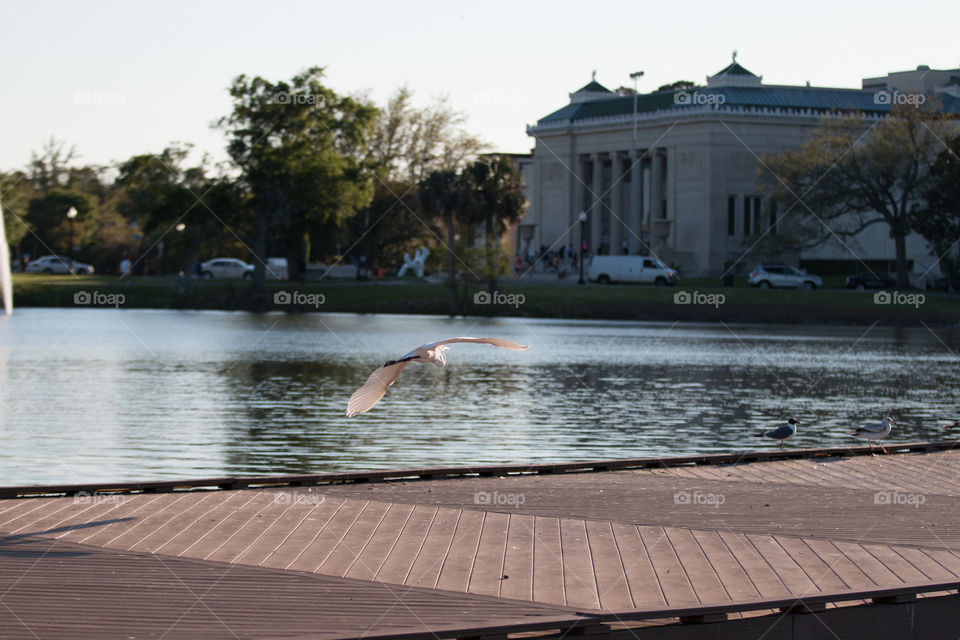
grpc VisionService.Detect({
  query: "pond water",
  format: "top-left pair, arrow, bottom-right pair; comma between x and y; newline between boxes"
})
0,308 -> 957,485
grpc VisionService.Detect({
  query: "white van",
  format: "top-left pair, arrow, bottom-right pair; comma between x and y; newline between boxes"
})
588,255 -> 679,285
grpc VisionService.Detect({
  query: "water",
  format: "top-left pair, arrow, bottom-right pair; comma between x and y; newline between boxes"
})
0,308 -> 958,485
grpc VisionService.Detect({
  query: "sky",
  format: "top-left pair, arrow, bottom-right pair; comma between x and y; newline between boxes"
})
2,0 -> 958,173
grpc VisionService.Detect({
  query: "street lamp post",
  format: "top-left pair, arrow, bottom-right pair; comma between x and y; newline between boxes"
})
577,211 -> 588,284
629,71 -> 644,255
66,206 -> 78,272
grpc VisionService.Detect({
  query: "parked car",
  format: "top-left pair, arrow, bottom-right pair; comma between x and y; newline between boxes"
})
748,264 -> 822,289
24,255 -> 95,275
199,258 -> 254,279
588,255 -> 678,285
845,272 -> 895,290
266,257 -> 288,280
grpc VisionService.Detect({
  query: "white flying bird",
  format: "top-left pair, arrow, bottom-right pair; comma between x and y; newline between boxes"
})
346,337 -> 530,417
850,415 -> 895,453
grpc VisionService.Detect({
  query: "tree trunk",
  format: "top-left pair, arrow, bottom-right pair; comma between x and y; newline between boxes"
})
253,206 -> 268,293
446,210 -> 457,316
894,226 -> 909,288
485,212 -> 497,294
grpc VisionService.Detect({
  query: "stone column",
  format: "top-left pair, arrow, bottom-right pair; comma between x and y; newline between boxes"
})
590,153 -> 603,254
651,149 -> 664,221
610,153 -> 624,255
631,149 -> 642,254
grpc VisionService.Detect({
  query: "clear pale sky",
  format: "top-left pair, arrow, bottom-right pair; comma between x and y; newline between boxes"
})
2,0 -> 958,172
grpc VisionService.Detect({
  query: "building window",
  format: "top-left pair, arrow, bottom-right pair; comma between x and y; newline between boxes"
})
728,196 -> 736,236
743,196 -> 761,235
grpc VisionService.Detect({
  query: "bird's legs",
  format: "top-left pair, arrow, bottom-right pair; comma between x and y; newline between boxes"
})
778,441 -> 784,450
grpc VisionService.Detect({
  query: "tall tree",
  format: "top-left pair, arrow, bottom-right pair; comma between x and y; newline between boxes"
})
462,156 -> 528,293
761,102 -> 953,286
219,67 -> 377,289
419,170 -> 464,315
915,134 -> 960,281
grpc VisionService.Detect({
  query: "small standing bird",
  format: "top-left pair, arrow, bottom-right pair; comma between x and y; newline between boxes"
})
756,418 -> 799,449
851,415 -> 895,454
346,337 -> 530,417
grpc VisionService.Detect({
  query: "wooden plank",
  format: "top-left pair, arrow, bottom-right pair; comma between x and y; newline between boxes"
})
861,543 -> 932,583
84,493 -> 197,549
532,515 -> 566,606
284,500 -> 370,573
316,500 -> 393,576
232,495 -> 326,567
404,506 -> 462,589
803,538 -> 877,590
467,511 -> 510,597
775,536 -> 849,592
584,520 -> 632,611
611,522 -> 665,608
746,534 -> 819,595
344,502 -> 416,582
892,545 -> 957,582
559,517 -> 600,610
639,525 -> 699,606
260,497 -> 347,570
155,491 -> 260,556
374,505 -> 438,585
126,491 -> 221,553
176,491 -> 278,560
499,513 -> 535,602
716,531 -> 791,599
665,527 -> 730,603
830,540 -> 903,586
690,529 -> 761,602
435,509 -> 485,593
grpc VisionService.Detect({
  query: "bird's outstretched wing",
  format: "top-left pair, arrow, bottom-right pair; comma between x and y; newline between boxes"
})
420,337 -> 530,351
346,361 -> 410,417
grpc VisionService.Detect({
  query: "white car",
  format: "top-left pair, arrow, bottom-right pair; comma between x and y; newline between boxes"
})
24,255 -> 95,275
199,258 -> 254,279
588,255 -> 678,285
266,257 -> 288,280
748,264 -> 822,289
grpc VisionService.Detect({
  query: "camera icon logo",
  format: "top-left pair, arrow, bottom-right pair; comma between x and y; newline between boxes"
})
874,491 -> 892,505
674,91 -> 691,105
673,491 -> 691,505
74,291 -> 91,305
874,291 -> 891,304
474,291 -> 491,305
874,91 -> 892,105
674,291 -> 691,304
473,491 -> 492,505
274,291 -> 292,305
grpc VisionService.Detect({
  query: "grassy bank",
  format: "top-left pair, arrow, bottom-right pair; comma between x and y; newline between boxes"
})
10,274 -> 960,326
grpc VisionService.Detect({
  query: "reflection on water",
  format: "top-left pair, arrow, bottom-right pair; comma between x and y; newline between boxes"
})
0,308 -> 958,484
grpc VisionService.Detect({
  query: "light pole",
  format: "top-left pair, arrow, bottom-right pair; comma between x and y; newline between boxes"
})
577,211 -> 587,284
66,206 -> 78,272
629,71 -> 644,255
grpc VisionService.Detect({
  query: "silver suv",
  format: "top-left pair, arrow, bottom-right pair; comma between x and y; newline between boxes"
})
748,264 -> 822,290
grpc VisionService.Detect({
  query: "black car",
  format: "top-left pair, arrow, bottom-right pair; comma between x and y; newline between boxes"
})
845,272 -> 895,290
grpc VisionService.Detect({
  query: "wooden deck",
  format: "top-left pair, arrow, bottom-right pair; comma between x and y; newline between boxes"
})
2,443 -> 960,639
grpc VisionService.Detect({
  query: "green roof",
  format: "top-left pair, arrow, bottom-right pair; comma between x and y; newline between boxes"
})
712,62 -> 758,77
573,80 -> 612,94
